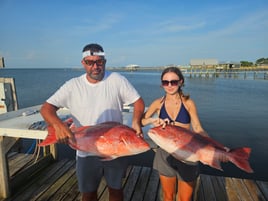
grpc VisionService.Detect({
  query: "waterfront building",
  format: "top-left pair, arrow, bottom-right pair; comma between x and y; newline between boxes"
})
190,58 -> 218,69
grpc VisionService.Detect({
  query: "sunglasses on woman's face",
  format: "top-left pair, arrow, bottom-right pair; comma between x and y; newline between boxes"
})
161,80 -> 180,86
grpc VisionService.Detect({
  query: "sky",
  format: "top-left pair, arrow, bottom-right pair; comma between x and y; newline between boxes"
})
0,0 -> 267,68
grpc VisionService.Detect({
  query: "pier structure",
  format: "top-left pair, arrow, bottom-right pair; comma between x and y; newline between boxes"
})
107,66 -> 268,80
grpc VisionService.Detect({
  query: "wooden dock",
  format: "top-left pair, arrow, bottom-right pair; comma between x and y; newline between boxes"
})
1,152 -> 268,201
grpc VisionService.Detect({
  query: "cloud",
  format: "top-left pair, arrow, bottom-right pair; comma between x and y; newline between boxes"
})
205,9 -> 268,37
73,14 -> 122,35
157,19 -> 206,33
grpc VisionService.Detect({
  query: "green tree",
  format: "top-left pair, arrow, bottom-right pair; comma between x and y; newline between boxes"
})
240,61 -> 253,67
256,58 -> 268,65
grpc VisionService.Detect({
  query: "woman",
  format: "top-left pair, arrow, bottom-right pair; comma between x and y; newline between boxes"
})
142,67 -> 208,201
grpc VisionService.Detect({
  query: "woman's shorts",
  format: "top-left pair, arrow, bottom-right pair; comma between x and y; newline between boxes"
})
153,148 -> 199,182
76,156 -> 128,192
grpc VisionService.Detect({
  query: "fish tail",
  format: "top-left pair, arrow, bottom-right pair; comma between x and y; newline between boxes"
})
229,147 -> 254,173
38,126 -> 57,146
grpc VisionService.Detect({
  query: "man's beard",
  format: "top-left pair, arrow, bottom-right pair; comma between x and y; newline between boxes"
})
88,71 -> 104,81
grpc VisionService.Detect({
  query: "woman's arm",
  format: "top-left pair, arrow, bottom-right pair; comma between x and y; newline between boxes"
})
142,99 -> 168,127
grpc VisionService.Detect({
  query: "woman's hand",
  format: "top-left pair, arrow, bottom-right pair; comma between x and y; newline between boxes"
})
151,118 -> 170,128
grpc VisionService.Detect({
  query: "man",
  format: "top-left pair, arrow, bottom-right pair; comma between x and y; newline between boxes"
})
40,43 -> 145,201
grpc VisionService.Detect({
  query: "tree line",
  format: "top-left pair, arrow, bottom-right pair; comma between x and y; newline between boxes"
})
241,58 -> 268,67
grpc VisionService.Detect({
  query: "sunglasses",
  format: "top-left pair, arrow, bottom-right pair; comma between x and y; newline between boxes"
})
161,80 -> 180,86
84,59 -> 105,66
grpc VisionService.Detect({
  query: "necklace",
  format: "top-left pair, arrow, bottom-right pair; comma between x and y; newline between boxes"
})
166,94 -> 181,105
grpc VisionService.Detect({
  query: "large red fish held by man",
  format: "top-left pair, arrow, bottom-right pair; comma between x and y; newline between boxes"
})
148,125 -> 253,173
38,121 -> 150,160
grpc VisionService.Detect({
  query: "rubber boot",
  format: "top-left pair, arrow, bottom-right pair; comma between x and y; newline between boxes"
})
177,180 -> 195,201
82,191 -> 97,201
108,187 -> 124,201
159,175 -> 177,201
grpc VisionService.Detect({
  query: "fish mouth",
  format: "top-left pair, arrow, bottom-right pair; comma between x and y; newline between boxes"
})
148,130 -> 153,135
148,130 -> 157,136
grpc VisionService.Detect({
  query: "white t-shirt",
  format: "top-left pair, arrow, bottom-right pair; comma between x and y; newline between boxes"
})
47,71 -> 141,157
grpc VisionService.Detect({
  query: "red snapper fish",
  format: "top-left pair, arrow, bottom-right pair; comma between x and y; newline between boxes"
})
148,125 -> 253,173
38,121 -> 150,160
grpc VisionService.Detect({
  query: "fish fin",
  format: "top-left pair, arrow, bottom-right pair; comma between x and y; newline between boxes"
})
38,126 -> 57,146
229,147 -> 254,173
99,156 -> 115,161
71,126 -> 91,133
63,117 -> 74,127
231,147 -> 251,159
210,160 -> 223,171
120,136 -> 129,146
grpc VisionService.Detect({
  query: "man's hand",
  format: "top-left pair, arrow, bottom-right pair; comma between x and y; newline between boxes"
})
53,123 -> 75,144
132,121 -> 143,138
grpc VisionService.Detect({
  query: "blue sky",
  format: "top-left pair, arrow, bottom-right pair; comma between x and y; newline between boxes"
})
0,0 -> 267,68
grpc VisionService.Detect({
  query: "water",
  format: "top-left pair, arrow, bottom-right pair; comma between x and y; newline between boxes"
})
1,68 -> 268,181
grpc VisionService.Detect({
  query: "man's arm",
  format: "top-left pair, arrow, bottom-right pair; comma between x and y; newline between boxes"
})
40,102 -> 74,143
131,97 -> 145,136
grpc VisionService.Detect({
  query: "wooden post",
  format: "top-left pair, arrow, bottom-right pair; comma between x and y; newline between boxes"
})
0,57 -> 4,68
0,136 -> 10,198
42,144 -> 58,160
50,144 -> 58,160
0,77 -> 19,114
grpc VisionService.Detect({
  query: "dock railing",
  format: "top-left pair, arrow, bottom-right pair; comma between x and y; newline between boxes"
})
0,105 -> 62,198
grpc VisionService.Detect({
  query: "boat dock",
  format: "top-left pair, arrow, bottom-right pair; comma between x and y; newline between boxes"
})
1,152 -> 268,201
107,67 -> 268,80
1,105 -> 268,200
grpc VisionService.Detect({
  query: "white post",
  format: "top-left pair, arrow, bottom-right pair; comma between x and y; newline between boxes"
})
0,136 -> 10,198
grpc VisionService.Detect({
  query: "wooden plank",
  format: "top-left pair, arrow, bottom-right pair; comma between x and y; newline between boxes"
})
98,166 -> 134,201
209,175 -> 229,201
59,182 -> 80,201
231,177 -> 254,201
7,159 -> 73,201
243,179 -> 266,201
124,166 -> 142,201
10,154 -> 54,192
194,176 -> 205,201
131,167 -> 152,201
256,180 -> 268,200
143,168 -> 160,201
34,162 -> 76,200
199,174 -> 217,200
8,153 -> 33,176
224,177 -> 243,201
38,173 -> 77,200
3,137 -> 21,154
97,177 -> 109,201
155,185 -> 162,201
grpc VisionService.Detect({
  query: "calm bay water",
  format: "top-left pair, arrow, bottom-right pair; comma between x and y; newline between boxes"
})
1,68 -> 268,181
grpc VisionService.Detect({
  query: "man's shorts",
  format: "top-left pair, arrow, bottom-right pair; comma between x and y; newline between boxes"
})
153,148 -> 199,182
76,156 -> 129,192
